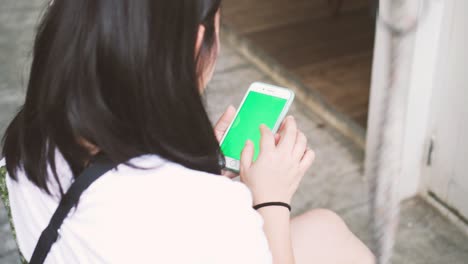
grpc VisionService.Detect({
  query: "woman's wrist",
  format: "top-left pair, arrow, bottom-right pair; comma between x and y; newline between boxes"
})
256,202 -> 294,264
253,202 -> 291,212
252,194 -> 291,206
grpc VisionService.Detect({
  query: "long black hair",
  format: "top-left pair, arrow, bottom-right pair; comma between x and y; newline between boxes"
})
2,0 -> 223,195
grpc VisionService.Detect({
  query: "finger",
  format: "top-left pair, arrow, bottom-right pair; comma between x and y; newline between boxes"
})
278,116 -> 298,152
259,124 -> 275,154
292,131 -> 307,160
274,133 -> 281,145
274,118 -> 284,137
299,148 -> 315,173
275,117 -> 288,143
278,117 -> 287,132
214,105 -> 236,141
240,140 -> 254,171
222,169 -> 238,179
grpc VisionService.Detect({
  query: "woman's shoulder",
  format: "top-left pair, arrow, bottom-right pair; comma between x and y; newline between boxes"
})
74,154 -> 258,240
87,154 -> 253,206
59,155 -> 266,263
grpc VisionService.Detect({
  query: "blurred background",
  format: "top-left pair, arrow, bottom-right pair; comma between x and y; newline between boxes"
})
1,0 -> 468,263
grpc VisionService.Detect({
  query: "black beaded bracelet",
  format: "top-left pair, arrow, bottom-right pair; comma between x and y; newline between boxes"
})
253,202 -> 291,212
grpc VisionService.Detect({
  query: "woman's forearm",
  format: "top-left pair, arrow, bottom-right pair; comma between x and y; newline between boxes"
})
257,207 -> 295,264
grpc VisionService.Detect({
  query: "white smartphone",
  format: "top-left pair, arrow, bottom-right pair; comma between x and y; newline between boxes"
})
220,82 -> 295,172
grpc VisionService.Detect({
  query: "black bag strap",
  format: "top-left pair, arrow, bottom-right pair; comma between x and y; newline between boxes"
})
29,155 -> 115,264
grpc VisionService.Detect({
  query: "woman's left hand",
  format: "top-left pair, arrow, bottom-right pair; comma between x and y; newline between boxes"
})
214,105 -> 238,179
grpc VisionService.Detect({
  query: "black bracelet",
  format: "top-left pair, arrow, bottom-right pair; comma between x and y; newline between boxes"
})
253,202 -> 291,212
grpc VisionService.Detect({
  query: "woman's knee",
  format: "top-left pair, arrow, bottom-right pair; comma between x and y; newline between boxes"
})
295,208 -> 348,233
292,209 -> 375,264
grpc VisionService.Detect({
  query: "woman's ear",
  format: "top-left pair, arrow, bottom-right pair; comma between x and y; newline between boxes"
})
195,24 -> 206,58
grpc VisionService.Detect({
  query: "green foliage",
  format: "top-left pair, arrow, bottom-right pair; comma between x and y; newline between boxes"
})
0,166 -> 28,264
0,166 -> 13,236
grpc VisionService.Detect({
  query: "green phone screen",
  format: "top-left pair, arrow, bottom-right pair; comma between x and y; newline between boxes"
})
221,91 -> 287,161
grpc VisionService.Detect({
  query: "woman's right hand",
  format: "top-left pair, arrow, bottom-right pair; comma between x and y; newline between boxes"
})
240,116 -> 315,205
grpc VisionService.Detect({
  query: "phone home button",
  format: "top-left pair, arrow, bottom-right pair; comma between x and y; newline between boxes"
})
230,160 -> 238,167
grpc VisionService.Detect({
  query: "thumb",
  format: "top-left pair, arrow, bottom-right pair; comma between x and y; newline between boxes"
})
259,124 -> 275,153
214,105 -> 236,141
240,140 -> 254,172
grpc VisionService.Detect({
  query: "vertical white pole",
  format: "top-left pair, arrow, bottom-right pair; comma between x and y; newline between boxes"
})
366,0 -> 423,263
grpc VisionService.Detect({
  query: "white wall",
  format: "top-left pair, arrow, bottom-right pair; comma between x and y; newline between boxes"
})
400,0 -> 445,200
422,0 -> 468,221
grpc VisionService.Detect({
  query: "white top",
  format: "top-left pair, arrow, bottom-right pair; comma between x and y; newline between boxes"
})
3,154 -> 272,263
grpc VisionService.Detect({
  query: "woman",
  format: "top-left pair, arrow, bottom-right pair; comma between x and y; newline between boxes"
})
2,0 -> 374,263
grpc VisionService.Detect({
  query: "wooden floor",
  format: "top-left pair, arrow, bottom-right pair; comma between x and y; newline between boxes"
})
222,0 -> 375,127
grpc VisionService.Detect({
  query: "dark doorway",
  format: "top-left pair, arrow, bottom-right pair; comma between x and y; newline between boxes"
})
222,0 -> 376,127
